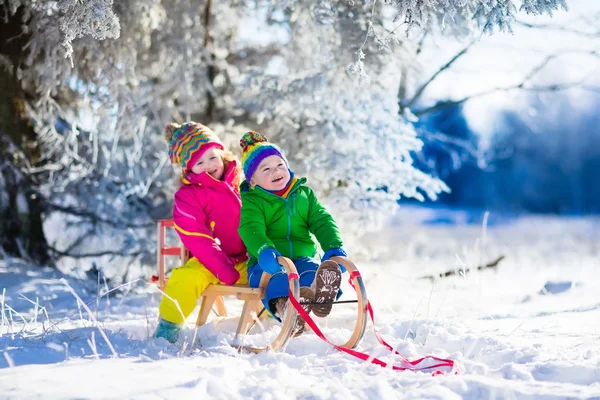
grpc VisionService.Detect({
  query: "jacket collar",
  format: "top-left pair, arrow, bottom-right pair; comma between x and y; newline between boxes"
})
241,176 -> 307,198
183,159 -> 238,188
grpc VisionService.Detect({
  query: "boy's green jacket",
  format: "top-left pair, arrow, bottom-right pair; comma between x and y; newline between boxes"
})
238,177 -> 343,266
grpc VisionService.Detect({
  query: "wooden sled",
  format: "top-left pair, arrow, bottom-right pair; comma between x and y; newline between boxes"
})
154,219 -> 368,352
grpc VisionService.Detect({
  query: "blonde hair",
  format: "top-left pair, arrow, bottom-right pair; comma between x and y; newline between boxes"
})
222,149 -> 242,190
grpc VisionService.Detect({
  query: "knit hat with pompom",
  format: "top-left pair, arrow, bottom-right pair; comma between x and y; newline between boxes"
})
164,122 -> 223,171
239,131 -> 288,180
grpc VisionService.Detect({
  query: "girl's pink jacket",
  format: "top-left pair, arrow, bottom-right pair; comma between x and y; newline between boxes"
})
173,160 -> 247,285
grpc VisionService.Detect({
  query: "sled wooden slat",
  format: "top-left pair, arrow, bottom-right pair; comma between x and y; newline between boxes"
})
201,285 -> 263,297
234,257 -> 300,354
330,256 -> 368,349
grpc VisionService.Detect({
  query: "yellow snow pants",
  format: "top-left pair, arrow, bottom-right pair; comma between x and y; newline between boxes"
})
159,258 -> 248,324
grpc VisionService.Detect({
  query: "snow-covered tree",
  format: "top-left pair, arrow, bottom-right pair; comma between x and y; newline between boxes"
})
0,0 -> 568,278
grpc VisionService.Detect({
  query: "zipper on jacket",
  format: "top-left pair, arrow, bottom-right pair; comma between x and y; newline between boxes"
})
292,193 -> 297,215
254,184 -> 302,258
285,198 -> 293,258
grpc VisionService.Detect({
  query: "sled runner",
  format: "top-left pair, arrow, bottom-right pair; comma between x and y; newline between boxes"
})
152,219 -> 368,353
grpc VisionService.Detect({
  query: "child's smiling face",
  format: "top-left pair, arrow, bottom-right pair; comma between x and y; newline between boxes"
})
190,147 -> 225,180
251,155 -> 290,191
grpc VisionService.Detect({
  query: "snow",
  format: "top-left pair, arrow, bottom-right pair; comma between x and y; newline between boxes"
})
1,207 -> 600,399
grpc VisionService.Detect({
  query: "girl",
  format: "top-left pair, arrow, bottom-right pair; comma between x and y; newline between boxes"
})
154,122 -> 248,343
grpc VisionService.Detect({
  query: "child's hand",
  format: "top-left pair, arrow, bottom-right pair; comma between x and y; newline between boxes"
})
322,248 -> 347,273
322,248 -> 347,261
258,248 -> 284,274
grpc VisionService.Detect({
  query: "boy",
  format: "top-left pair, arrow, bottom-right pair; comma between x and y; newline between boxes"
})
238,131 -> 346,334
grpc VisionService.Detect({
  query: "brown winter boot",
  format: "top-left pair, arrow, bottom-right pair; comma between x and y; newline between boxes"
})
271,296 -> 288,320
292,286 -> 315,337
270,288 -> 315,337
312,260 -> 342,318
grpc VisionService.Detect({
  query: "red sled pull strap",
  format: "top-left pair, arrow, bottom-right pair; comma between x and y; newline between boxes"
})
287,271 -> 459,375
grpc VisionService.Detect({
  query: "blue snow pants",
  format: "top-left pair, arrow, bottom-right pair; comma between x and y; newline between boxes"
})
248,256 -> 318,317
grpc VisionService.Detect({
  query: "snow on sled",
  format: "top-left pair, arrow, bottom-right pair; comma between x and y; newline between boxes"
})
152,219 -> 368,353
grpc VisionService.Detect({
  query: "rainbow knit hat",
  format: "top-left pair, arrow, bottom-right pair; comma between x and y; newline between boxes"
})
239,131 -> 288,180
164,122 -> 224,171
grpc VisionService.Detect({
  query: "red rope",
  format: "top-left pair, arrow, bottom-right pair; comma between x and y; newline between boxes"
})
287,271 -> 459,375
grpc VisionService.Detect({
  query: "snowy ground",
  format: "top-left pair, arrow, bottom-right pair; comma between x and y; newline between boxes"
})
1,207 -> 599,399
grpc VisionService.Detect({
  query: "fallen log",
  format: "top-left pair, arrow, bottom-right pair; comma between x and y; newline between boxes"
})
419,255 -> 505,281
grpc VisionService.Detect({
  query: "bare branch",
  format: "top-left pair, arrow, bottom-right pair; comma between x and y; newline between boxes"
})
413,49 -> 600,116
414,80 -> 600,116
46,202 -> 154,229
515,20 -> 600,38
419,255 -> 505,281
402,33 -> 482,112
226,44 -> 284,64
418,130 -> 481,162
58,227 -> 96,258
523,49 -> 599,82
415,31 -> 429,56
49,245 -> 146,259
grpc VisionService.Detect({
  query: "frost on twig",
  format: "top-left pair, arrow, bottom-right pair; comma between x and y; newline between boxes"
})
57,0 -> 121,63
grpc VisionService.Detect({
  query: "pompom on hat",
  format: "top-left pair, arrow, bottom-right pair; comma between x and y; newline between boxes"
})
239,131 -> 288,180
164,122 -> 224,171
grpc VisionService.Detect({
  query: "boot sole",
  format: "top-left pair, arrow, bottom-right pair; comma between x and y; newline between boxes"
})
312,260 -> 342,318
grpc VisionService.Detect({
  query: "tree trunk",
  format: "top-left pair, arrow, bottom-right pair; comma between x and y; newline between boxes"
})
203,0 -> 216,123
0,6 -> 50,264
